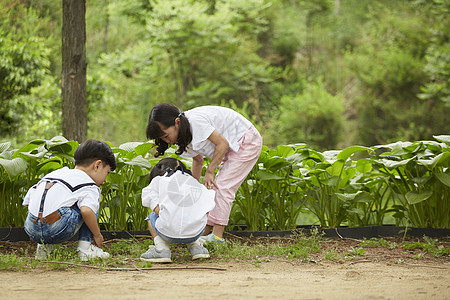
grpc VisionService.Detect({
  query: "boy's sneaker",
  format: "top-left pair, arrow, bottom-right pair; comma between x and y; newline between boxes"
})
35,244 -> 53,260
77,244 -> 110,261
199,233 -> 225,244
188,244 -> 210,260
140,248 -> 172,263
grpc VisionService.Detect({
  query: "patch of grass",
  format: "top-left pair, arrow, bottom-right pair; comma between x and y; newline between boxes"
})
108,238 -> 151,257
0,254 -> 37,271
348,247 -> 366,257
359,238 -> 397,250
206,231 -> 323,262
402,236 -> 450,258
324,248 -> 340,261
47,244 -> 78,261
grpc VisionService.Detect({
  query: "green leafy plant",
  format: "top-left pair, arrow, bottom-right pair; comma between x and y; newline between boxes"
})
100,141 -> 154,231
348,247 -> 366,256
373,137 -> 450,228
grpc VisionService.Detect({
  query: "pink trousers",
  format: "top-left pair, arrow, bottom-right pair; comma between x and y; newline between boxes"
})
207,126 -> 263,226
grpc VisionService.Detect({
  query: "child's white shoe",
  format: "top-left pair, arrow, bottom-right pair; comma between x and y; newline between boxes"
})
77,242 -> 110,261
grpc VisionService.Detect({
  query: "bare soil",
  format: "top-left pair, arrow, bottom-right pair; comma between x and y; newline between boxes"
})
0,236 -> 449,300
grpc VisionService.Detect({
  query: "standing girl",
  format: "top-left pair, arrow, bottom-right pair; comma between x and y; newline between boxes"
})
146,103 -> 262,243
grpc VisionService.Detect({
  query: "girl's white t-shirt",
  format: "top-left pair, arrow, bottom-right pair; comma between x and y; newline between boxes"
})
22,167 -> 100,217
180,106 -> 252,158
141,170 -> 215,238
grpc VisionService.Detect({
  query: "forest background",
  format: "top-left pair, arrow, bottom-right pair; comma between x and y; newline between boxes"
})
1,0 -> 449,150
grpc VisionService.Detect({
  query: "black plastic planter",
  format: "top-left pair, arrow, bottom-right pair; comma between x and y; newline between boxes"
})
1,226 -> 449,242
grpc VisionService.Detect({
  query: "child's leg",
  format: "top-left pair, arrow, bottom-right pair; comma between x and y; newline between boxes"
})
140,212 -> 171,263
208,126 -> 262,238
24,207 -> 82,244
24,207 -> 83,259
76,206 -> 95,242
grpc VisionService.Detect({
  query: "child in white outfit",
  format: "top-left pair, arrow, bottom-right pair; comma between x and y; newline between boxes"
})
146,103 -> 262,243
140,158 -> 215,263
23,140 -> 115,261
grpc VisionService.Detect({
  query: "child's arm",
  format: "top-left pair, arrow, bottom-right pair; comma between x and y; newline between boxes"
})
80,206 -> 104,248
205,130 -> 229,188
192,155 -> 204,181
142,178 -> 161,210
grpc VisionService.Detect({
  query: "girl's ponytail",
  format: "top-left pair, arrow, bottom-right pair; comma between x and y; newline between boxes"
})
175,113 -> 192,156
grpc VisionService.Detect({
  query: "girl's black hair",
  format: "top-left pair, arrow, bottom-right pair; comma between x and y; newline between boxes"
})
149,158 -> 191,183
146,103 -> 192,157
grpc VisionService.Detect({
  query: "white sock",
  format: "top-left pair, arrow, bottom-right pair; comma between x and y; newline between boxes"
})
78,240 -> 92,250
154,236 -> 170,251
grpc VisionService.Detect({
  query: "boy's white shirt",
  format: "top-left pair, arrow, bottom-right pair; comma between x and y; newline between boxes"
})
142,171 -> 215,239
180,106 -> 252,158
22,167 -> 100,217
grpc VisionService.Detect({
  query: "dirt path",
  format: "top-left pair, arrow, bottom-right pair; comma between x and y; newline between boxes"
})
1,260 -> 448,300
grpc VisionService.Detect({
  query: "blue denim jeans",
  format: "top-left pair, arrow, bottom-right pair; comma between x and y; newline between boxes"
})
24,206 -> 94,244
146,212 -> 204,244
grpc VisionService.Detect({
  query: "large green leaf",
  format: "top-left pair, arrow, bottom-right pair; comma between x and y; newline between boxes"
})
335,192 -> 359,201
264,156 -> 290,170
275,145 -> 295,158
326,160 -> 344,176
434,135 -> 450,145
322,150 -> 340,164
337,145 -> 371,161
355,158 -> 373,173
135,142 -> 154,156
13,144 -> 48,163
0,157 -> 28,178
123,156 -> 152,169
36,157 -> 63,176
0,142 -> 11,154
435,173 -> 450,187
377,157 -> 414,169
405,190 -> 433,205
119,142 -> 144,152
13,142 -> 41,157
256,170 -> 283,180
48,138 -> 78,155
376,141 -> 413,156
418,152 -> 450,169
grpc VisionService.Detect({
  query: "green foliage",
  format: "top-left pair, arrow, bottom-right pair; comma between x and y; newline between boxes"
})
207,230 -> 323,261
0,33 -> 52,137
359,238 -> 397,249
0,136 -> 76,227
372,137 -> 450,228
343,1 -> 450,146
403,235 -> 450,257
348,247 -> 366,257
272,79 -> 345,149
1,136 -> 449,230
100,141 -> 154,230
417,0 -> 450,106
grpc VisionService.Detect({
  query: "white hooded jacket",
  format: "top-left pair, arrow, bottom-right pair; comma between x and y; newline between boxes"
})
141,170 -> 215,238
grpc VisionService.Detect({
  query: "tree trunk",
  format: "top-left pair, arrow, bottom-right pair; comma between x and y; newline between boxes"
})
61,0 -> 87,143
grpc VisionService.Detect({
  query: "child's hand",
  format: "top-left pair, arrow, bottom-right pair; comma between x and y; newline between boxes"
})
154,204 -> 160,215
93,233 -> 104,248
203,171 -> 218,189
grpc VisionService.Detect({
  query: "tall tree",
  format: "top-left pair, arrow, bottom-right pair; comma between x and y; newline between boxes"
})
61,0 -> 87,142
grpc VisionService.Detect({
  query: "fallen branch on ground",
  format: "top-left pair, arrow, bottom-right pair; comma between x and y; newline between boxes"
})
41,261 -> 227,271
